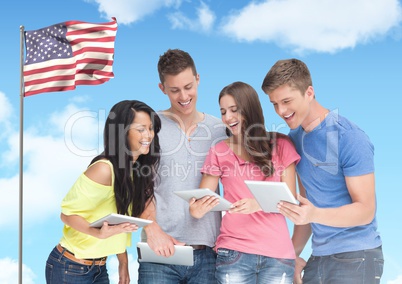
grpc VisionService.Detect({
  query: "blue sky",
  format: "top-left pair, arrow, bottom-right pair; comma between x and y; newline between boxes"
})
1,0 -> 401,283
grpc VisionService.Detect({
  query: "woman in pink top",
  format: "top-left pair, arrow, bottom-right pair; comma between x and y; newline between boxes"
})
189,81 -> 300,284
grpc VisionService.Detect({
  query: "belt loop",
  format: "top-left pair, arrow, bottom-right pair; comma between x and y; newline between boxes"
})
98,258 -> 106,266
57,245 -> 66,262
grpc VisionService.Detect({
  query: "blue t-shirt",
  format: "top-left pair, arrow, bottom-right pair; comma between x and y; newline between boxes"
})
289,110 -> 382,256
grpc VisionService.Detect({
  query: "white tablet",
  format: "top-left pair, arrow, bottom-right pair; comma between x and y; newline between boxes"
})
137,242 -> 194,266
244,180 -> 298,213
89,213 -> 152,228
174,189 -> 232,211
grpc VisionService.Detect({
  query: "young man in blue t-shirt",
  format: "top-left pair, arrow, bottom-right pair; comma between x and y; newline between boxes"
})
261,58 -> 383,284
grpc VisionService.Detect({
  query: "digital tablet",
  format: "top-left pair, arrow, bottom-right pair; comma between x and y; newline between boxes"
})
89,213 -> 153,228
244,181 -> 298,213
137,242 -> 194,266
173,189 -> 232,211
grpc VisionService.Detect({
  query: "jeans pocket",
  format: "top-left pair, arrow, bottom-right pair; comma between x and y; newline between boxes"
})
45,262 -> 53,282
374,258 -> 384,283
278,258 -> 295,267
216,248 -> 241,267
65,263 -> 92,276
330,252 -> 365,264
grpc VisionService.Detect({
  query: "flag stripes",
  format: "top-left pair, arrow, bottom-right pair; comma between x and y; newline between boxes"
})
23,19 -> 117,96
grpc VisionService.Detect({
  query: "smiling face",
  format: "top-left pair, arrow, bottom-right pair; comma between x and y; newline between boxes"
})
219,94 -> 243,137
128,110 -> 155,159
159,67 -> 199,118
268,84 -> 314,129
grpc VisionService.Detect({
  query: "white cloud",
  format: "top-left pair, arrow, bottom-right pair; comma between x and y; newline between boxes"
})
0,258 -> 36,284
0,92 -> 12,124
388,275 -> 402,284
219,0 -> 402,53
168,2 -> 216,33
88,0 -> 182,25
49,103 -> 105,156
86,0 -> 402,52
0,92 -> 13,144
87,0 -> 215,33
0,100 -> 104,228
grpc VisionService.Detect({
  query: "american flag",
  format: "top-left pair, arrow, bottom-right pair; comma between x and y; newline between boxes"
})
23,19 -> 117,97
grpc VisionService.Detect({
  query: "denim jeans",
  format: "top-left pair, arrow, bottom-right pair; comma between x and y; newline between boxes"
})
215,248 -> 295,284
45,246 -> 109,284
303,246 -> 384,284
138,246 -> 217,284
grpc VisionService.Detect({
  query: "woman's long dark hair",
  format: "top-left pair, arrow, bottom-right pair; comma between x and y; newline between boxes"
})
91,100 -> 161,217
219,81 -> 287,177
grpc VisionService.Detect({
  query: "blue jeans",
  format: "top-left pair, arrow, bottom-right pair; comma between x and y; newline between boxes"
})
215,248 -> 295,284
45,246 -> 109,284
138,246 -> 217,283
303,246 -> 384,284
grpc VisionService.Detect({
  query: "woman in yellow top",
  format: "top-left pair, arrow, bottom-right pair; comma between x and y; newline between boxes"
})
45,100 -> 161,284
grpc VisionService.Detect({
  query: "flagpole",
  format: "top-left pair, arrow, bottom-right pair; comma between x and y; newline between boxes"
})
19,25 -> 25,284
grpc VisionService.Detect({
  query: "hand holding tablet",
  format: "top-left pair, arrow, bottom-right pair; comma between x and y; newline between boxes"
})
174,189 -> 232,211
244,180 -> 298,213
137,242 -> 194,266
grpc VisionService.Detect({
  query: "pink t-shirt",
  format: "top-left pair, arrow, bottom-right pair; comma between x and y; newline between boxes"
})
201,136 -> 300,259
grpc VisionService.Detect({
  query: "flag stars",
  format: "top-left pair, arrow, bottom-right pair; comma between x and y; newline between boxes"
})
23,19 -> 116,96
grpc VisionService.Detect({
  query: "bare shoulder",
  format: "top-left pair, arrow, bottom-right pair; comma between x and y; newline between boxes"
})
84,160 -> 113,186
